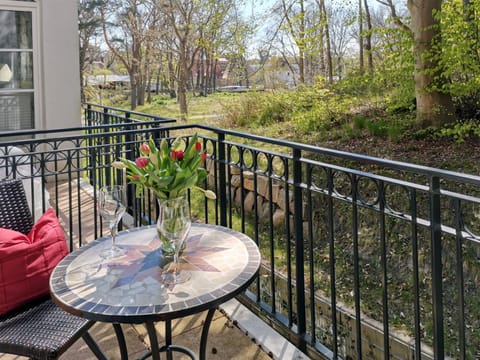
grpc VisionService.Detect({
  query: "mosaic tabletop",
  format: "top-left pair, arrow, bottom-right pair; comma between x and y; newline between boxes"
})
50,224 -> 261,323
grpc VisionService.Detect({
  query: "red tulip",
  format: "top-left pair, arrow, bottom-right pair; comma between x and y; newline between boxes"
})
135,157 -> 149,168
195,141 -> 202,152
202,152 -> 207,161
140,143 -> 150,154
176,150 -> 184,161
170,150 -> 177,160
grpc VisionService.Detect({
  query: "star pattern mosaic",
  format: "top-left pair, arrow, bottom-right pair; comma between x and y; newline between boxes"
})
99,232 -> 231,290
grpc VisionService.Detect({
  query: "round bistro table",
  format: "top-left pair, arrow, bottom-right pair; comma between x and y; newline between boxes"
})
50,223 -> 261,360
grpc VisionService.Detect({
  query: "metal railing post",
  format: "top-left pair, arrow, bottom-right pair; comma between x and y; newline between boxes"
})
293,148 -> 306,348
103,107 -> 111,185
430,176 -> 444,359
86,104 -> 94,185
124,112 -> 135,219
217,133 -> 227,227
85,103 -> 92,126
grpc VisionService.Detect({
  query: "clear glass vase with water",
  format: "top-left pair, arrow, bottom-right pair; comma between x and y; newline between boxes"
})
157,195 -> 191,285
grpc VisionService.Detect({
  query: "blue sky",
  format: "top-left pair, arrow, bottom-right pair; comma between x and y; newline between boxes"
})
242,0 -> 274,18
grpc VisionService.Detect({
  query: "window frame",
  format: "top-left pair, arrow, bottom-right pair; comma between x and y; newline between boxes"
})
0,0 -> 40,131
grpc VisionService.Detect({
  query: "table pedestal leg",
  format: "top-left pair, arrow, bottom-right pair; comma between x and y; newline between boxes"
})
142,320 -> 198,360
146,321 -> 161,360
113,323 -> 128,360
199,308 -> 216,360
140,314 -> 213,360
165,320 -> 173,360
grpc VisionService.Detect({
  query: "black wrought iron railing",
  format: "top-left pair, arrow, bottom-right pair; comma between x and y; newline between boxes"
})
84,102 -> 177,126
0,104 -> 479,359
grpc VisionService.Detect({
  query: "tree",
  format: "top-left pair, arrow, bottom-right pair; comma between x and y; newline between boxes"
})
316,0 -> 333,83
158,0 -> 244,118
358,0 -> 364,72
270,0 -> 338,85
407,0 -> 454,126
195,0 -> 244,94
376,0 -> 454,126
283,0 -> 306,83
159,0 -> 213,118
78,0 -> 103,102
326,4 -> 355,81
363,0 -> 373,73
99,0 -> 158,110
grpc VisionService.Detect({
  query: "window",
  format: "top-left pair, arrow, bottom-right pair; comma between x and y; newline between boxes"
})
0,2 -> 36,131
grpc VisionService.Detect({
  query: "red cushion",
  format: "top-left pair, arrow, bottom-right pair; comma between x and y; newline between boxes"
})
0,208 -> 68,315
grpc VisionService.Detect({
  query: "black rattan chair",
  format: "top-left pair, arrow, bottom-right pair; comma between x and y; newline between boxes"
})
0,178 -> 107,360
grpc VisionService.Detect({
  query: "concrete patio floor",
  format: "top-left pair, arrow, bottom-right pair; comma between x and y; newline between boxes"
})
0,306 -> 272,360
65,308 -> 273,360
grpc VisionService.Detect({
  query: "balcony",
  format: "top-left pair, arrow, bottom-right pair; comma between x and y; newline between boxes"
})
0,103 -> 479,359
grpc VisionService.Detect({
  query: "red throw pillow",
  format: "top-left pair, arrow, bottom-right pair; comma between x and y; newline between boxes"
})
0,208 -> 68,315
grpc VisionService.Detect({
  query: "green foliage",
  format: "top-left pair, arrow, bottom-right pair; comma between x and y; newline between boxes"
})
438,120 -> 480,142
453,91 -> 480,120
371,24 -> 415,114
409,126 -> 438,141
410,119 -> 480,143
349,115 -> 408,142
153,94 -> 172,106
366,119 -> 388,137
223,81 -> 353,135
387,121 -> 404,142
352,115 -> 367,130
333,73 -> 378,97
258,95 -> 288,124
221,92 -> 267,127
435,1 -> 480,98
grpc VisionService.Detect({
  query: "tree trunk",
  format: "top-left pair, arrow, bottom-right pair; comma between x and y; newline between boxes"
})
212,58 -> 217,91
168,52 -> 176,98
408,0 -> 454,127
299,0 -> 305,83
137,76 -> 145,106
319,24 -> 326,78
177,78 -> 188,119
358,0 -> 364,73
282,0 -> 305,84
177,41 -> 189,120
319,0 -> 333,83
129,71 -> 137,110
363,0 -> 373,73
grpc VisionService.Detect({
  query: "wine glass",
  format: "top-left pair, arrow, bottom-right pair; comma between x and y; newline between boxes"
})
158,196 -> 191,285
98,185 -> 126,259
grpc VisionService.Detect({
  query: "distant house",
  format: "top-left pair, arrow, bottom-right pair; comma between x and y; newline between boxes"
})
87,74 -> 130,89
0,0 -> 81,131
263,60 -> 299,89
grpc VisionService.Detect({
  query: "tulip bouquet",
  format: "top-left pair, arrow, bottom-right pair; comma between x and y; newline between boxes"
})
112,133 -> 216,200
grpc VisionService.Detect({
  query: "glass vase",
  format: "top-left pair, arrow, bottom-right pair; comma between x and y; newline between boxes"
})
156,195 -> 191,284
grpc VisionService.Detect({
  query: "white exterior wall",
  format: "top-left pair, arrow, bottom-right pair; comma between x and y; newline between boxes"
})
39,0 -> 81,129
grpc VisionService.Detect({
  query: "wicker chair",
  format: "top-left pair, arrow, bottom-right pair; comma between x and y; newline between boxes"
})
0,178 -> 107,360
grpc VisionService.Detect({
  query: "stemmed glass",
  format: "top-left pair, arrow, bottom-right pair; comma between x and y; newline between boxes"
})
158,196 -> 191,285
98,185 -> 126,259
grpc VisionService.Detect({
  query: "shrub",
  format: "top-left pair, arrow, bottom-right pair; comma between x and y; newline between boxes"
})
353,115 -> 367,130
366,120 -> 388,137
453,92 -> 480,120
438,120 -> 480,142
221,92 -> 266,127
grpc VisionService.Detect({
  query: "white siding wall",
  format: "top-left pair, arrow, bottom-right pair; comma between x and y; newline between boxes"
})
39,0 -> 80,129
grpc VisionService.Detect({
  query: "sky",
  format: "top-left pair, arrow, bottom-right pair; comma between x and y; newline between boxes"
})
242,0 -> 274,18
241,0 -> 276,57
